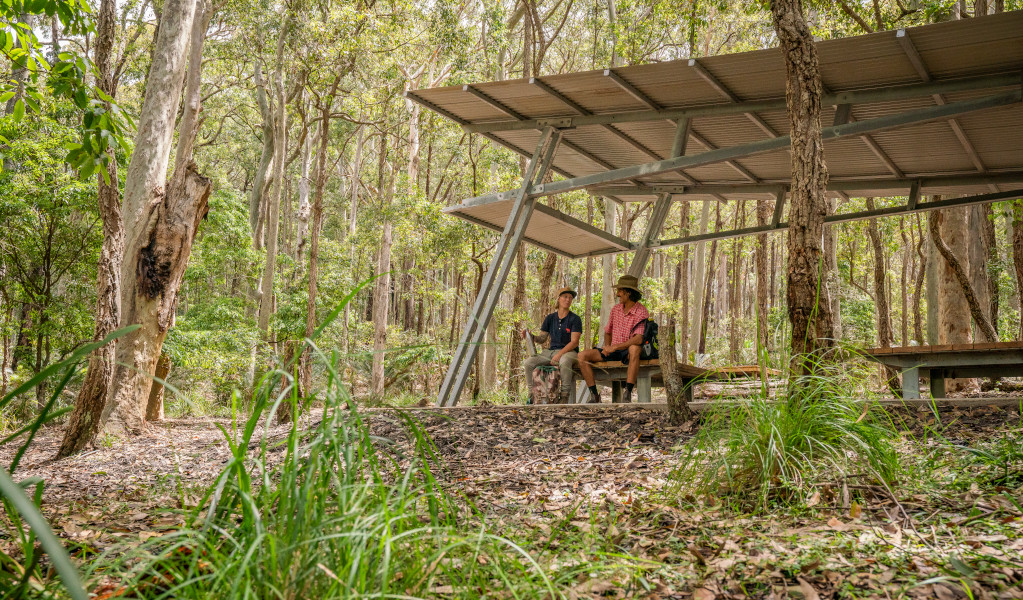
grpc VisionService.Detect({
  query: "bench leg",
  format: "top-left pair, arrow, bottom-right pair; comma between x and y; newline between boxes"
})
684,380 -> 694,404
611,381 -> 624,403
902,367 -> 920,400
637,373 -> 652,403
930,368 -> 945,399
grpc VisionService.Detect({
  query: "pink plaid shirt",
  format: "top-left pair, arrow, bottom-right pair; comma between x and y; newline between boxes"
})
604,302 -> 649,346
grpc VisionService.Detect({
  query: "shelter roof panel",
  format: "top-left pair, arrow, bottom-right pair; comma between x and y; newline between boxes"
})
445,199 -> 630,258
415,12 -> 1023,254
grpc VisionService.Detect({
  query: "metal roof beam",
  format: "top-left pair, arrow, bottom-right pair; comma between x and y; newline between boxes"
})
688,58 -> 780,138
451,90 -> 1020,206
455,72 -> 1019,134
654,187 -> 1023,248
462,84 -> 526,120
584,170 -> 1023,196
530,76 -> 663,161
603,69 -> 661,110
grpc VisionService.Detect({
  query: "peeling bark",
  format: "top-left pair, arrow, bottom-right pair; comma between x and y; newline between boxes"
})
770,0 -> 834,373
931,209 -> 996,343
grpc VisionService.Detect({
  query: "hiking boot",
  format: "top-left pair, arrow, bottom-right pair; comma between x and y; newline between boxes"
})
559,391 -> 571,404
622,387 -> 633,403
589,390 -> 601,404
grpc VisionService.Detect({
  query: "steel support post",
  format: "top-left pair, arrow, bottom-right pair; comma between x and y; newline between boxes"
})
628,118 -> 690,277
436,127 -> 562,406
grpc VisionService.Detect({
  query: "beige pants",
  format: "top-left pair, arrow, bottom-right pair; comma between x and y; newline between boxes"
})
523,349 -> 578,396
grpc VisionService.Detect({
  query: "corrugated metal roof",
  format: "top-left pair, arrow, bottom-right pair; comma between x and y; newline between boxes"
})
413,12 -> 1023,257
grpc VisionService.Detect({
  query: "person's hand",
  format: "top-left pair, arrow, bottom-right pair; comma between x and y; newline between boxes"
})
550,354 -> 561,366
600,347 -> 610,357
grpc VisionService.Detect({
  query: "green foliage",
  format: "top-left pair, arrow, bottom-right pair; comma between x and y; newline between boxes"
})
0,327 -> 136,600
87,344 -> 555,598
673,357 -> 899,511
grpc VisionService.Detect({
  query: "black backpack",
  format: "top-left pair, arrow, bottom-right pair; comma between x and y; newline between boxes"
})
631,319 -> 660,360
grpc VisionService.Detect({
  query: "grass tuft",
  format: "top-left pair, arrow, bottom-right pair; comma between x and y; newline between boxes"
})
672,355 -> 900,511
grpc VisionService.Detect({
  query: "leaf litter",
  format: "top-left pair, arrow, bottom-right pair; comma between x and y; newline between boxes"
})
1,402 -> 1021,598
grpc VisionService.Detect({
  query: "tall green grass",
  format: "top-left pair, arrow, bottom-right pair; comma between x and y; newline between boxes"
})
85,344 -> 555,599
673,355 -> 900,510
0,327 -> 137,600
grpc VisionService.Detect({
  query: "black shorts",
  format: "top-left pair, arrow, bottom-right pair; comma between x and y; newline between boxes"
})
596,348 -> 630,362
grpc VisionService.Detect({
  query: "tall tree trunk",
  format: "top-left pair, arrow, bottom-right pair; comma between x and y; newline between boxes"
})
679,202 -> 691,361
100,0 -> 205,435
826,197 -> 841,340
755,198 -> 771,378
926,213 -> 940,344
932,210 -> 997,344
600,199 -> 617,331
249,63 -> 274,248
689,200 -> 711,355
145,354 -> 171,421
968,204 -> 994,340
770,0 -> 834,373
256,21 -> 290,342
300,85 -> 337,400
294,126 -> 314,260
371,142 -> 395,397
865,198 -> 900,395
912,216 -> 926,344
1013,200 -> 1023,340
56,0 -> 122,457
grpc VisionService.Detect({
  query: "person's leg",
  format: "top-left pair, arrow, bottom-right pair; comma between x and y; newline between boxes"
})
577,348 -> 601,386
557,351 -> 578,402
623,345 -> 642,403
626,345 -> 641,384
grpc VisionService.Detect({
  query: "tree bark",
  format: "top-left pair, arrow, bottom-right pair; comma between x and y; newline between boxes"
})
1013,200 -> 1023,340
249,63 -> 274,248
100,0 -> 204,435
56,0 -> 122,457
755,197 -> 771,378
256,21 -> 290,342
865,198 -> 900,396
300,84 -> 337,400
968,204 -> 994,340
145,354 -> 171,421
371,151 -> 395,397
931,210 -> 997,344
770,0 -> 834,373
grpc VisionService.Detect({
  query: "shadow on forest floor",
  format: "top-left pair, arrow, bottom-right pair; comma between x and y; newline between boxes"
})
3,402 -> 1022,599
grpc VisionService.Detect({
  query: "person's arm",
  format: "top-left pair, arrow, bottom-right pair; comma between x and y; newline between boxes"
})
523,315 -> 551,344
552,331 -> 581,363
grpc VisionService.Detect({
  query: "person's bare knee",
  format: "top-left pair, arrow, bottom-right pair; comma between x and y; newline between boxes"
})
628,345 -> 640,359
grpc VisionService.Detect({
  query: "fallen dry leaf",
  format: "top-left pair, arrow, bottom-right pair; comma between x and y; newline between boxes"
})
797,577 -> 821,600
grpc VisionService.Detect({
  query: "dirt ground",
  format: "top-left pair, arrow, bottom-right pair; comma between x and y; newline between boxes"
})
2,401 -> 1022,599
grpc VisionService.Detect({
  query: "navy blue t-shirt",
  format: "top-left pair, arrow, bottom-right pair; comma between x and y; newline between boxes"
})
541,311 -> 582,351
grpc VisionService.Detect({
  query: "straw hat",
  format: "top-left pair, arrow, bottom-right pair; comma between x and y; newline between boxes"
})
555,286 -> 577,299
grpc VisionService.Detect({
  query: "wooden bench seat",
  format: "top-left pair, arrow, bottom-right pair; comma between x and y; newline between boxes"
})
572,359 -> 707,403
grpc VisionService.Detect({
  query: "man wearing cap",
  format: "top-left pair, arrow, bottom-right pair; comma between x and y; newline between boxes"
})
577,274 -> 649,403
522,287 -> 583,404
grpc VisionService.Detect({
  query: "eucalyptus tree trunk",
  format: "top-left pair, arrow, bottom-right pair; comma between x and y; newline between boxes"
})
256,21 -> 290,342
57,0 -> 122,457
371,164 -> 396,398
294,128 -> 314,261
600,199 -> 617,331
825,197 -> 841,340
755,198 -> 770,378
689,200 -> 711,355
101,0 -> 210,435
249,63 -> 274,248
932,208 -> 984,394
865,198 -> 900,395
1013,201 -> 1023,339
968,204 -> 993,340
299,88 -> 336,401
770,0 -> 834,373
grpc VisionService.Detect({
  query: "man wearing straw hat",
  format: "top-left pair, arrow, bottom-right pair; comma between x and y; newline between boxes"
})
577,274 -> 649,403
522,287 -> 582,404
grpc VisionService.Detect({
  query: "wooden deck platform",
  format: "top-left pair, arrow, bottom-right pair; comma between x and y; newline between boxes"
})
864,341 -> 1023,399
